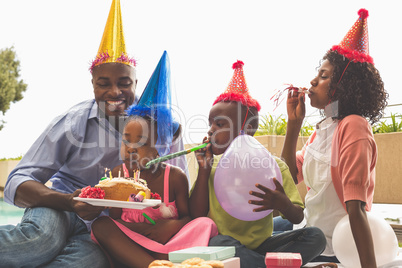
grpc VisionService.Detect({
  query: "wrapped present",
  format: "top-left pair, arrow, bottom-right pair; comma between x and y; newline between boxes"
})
265,252 -> 302,268
168,246 -> 235,263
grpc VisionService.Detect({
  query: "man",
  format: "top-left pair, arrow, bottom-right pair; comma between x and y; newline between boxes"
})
1,1 -> 187,267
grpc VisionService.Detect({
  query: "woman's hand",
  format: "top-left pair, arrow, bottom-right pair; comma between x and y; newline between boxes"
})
282,88 -> 307,182
287,88 -> 306,125
195,137 -> 213,171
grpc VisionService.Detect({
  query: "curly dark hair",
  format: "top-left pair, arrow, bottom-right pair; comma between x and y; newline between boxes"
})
323,49 -> 388,124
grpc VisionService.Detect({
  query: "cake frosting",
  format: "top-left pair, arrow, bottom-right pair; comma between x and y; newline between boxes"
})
95,177 -> 151,201
96,177 -> 148,188
78,186 -> 105,199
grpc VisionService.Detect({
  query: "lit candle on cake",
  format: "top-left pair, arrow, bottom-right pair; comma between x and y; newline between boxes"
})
123,164 -> 129,178
133,169 -> 140,182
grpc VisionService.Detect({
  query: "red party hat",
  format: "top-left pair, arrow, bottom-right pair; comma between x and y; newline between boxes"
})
332,8 -> 373,64
213,60 -> 261,111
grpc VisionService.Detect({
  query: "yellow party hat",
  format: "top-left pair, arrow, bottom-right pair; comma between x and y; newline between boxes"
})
90,0 -> 136,71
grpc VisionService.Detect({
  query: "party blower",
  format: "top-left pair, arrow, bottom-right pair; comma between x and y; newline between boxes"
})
145,142 -> 209,168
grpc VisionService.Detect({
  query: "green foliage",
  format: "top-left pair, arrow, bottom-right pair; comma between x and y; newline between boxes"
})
257,112 -> 402,137
0,46 -> 28,131
255,114 -> 287,136
0,155 -> 23,161
373,113 -> 402,134
255,114 -> 315,136
299,121 -> 315,137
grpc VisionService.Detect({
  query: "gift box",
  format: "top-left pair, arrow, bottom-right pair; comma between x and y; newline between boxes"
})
168,246 -> 235,263
221,257 -> 240,268
265,252 -> 302,268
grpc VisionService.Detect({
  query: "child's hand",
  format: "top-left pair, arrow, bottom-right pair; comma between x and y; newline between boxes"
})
248,178 -> 291,212
195,137 -> 213,170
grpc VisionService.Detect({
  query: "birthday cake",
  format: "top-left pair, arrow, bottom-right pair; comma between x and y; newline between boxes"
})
95,177 -> 151,201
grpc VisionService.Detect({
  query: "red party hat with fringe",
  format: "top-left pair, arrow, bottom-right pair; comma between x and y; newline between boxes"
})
213,60 -> 261,111
332,8 -> 373,64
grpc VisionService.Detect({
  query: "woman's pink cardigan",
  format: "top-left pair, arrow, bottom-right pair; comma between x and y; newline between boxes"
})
296,115 -> 377,211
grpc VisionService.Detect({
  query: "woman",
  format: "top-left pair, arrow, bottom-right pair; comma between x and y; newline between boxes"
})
281,9 -> 388,267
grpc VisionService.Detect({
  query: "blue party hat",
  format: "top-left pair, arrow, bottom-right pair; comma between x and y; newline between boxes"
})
126,51 -> 178,156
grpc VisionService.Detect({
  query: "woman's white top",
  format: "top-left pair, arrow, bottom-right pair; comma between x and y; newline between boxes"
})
303,116 -> 347,256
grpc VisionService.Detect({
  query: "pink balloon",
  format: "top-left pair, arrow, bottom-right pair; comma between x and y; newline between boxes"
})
214,134 -> 282,221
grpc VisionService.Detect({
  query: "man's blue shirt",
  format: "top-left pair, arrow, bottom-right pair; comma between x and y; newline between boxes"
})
5,99 -> 189,205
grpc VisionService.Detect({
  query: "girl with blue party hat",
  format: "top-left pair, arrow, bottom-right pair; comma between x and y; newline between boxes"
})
91,51 -> 218,268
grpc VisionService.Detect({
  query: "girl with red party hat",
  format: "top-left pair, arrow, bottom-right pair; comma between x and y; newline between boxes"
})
282,8 -> 388,267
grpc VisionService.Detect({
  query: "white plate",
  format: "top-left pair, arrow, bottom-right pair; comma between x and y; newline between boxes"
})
73,197 -> 161,209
